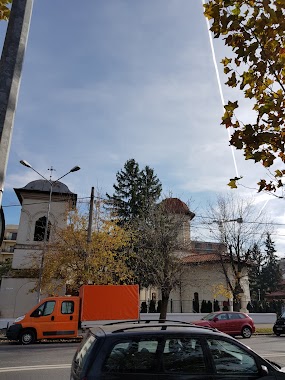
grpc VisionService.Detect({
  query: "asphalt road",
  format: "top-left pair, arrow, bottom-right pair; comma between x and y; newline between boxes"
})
241,335 -> 285,367
0,335 -> 285,379
0,341 -> 78,379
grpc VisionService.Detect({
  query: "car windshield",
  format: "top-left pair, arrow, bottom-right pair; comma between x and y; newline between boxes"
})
202,313 -> 216,321
73,332 -> 96,373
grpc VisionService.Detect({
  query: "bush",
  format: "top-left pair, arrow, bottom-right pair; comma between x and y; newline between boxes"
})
140,302 -> 147,313
192,299 -> 199,313
201,300 -> 207,313
157,300 -> 162,313
207,301 -> 213,313
149,300 -> 156,313
214,299 -> 220,311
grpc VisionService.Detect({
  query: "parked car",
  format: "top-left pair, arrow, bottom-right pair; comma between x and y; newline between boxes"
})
70,321 -> 284,380
273,311 -> 285,336
192,311 -> 255,338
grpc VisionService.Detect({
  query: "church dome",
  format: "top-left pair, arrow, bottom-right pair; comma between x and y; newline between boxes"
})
22,179 -> 73,194
160,198 -> 195,220
14,179 -> 77,205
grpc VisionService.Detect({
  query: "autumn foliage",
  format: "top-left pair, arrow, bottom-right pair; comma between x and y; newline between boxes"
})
204,0 -> 285,193
0,0 -> 11,21
40,208 -> 135,295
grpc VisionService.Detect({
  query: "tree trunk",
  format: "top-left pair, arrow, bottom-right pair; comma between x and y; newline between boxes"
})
233,282 -> 243,311
159,291 -> 170,321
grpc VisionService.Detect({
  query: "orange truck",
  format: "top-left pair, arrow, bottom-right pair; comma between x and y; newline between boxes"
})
6,284 -> 139,345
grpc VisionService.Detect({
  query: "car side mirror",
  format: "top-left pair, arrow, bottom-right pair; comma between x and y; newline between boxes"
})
213,317 -> 218,322
31,309 -> 42,318
260,365 -> 269,376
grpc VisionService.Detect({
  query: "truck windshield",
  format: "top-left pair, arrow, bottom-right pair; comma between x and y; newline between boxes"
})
32,301 -> 55,317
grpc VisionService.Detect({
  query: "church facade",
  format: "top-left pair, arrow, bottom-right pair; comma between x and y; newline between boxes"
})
0,179 -> 77,318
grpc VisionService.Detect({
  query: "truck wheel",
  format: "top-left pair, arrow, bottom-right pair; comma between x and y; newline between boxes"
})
241,326 -> 252,338
19,329 -> 36,345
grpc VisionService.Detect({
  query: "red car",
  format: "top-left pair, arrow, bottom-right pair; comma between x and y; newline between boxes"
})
192,311 -> 255,338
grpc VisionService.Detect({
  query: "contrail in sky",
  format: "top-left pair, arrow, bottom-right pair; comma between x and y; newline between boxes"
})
201,0 -> 239,178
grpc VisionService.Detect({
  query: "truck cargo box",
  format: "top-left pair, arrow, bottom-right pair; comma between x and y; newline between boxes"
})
79,285 -> 139,321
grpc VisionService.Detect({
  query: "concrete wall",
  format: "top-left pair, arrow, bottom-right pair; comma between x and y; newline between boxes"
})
0,277 -> 37,318
140,312 -> 277,324
0,277 -> 66,319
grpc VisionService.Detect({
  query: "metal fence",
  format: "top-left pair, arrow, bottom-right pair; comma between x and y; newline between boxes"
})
140,299 -> 226,314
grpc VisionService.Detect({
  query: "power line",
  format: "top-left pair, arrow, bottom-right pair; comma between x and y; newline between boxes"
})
2,195 -> 105,208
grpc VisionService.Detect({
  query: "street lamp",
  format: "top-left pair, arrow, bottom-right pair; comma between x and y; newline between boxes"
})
20,160 -> 80,302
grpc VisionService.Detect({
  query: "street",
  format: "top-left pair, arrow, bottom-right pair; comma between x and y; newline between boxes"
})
0,336 -> 285,379
244,335 -> 285,367
0,341 -> 78,379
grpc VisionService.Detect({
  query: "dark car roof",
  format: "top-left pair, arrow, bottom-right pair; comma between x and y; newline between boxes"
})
88,321 -> 228,338
210,311 -> 249,316
212,311 -> 246,313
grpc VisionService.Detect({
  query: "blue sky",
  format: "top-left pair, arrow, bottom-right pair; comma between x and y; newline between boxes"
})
1,0 -> 285,254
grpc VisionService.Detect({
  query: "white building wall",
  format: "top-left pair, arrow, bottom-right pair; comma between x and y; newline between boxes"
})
12,196 -> 69,269
0,182 -> 76,318
0,277 -> 37,318
141,263 -> 251,313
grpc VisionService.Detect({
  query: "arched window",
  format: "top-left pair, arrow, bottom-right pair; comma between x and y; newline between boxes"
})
34,216 -> 51,241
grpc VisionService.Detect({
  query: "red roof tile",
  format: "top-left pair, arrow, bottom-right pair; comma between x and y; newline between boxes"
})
160,198 -> 195,219
183,253 -> 228,264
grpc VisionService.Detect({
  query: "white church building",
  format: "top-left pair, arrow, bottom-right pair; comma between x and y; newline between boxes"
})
0,179 -> 77,318
0,183 -> 251,318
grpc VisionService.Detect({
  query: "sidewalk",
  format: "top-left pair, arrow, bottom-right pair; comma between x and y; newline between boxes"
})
255,323 -> 273,332
256,324 -> 273,329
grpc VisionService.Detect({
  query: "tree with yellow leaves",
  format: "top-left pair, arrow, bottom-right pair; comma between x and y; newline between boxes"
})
0,0 -> 11,21
212,284 -> 232,300
39,207 -> 135,296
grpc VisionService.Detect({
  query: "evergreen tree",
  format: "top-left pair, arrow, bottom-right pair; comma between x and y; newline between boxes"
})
260,234 -> 281,297
140,165 -> 162,214
106,159 -> 162,223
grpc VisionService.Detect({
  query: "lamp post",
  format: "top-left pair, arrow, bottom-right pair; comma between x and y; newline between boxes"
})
20,160 -> 80,302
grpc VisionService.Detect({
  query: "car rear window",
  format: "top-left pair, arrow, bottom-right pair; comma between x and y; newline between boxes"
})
73,333 -> 96,374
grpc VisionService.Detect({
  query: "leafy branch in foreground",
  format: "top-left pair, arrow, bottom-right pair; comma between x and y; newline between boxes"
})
204,0 -> 285,193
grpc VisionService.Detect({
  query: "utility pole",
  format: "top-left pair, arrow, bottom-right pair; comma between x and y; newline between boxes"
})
87,187 -> 94,244
0,0 -> 34,209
